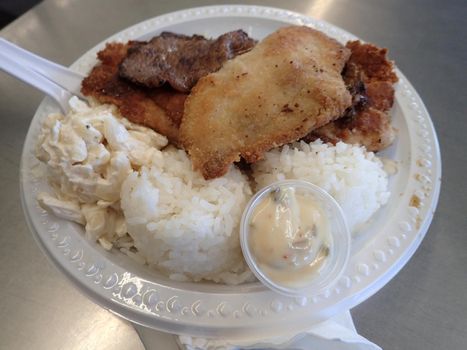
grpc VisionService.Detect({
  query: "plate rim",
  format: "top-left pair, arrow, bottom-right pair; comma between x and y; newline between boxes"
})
19,4 -> 441,340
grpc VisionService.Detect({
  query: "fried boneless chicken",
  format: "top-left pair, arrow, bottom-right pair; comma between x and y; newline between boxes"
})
180,26 -> 352,179
81,42 -> 187,144
306,41 -> 399,151
81,31 -> 256,145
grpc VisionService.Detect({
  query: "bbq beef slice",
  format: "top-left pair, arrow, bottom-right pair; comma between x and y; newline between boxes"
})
119,30 -> 256,92
305,41 -> 399,152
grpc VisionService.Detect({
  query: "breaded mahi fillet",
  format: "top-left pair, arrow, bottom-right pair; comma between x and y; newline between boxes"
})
81,42 -> 187,144
180,26 -> 352,179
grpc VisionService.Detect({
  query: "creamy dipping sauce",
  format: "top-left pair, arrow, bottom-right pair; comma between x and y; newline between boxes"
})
248,186 -> 331,287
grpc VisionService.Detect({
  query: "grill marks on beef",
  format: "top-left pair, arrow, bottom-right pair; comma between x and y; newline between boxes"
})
119,30 -> 256,92
305,41 -> 398,151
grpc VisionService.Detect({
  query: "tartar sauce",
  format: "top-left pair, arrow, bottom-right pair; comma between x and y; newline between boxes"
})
248,186 -> 331,287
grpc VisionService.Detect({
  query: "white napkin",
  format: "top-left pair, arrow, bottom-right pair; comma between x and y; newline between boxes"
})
133,311 -> 381,350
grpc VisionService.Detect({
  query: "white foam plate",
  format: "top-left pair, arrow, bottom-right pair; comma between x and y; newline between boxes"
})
20,5 -> 441,341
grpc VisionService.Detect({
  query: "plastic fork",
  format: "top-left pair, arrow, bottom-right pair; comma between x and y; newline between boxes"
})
0,38 -> 86,112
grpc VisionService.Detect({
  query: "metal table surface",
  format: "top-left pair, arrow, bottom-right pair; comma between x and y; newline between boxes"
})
0,0 -> 465,349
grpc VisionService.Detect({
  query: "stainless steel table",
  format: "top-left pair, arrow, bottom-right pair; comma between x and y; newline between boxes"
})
1,0 -> 465,349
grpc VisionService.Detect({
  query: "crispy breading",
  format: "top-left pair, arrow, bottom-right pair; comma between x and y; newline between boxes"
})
81,42 -> 187,145
344,41 -> 398,84
180,26 -> 352,179
304,108 -> 395,151
307,41 -> 398,151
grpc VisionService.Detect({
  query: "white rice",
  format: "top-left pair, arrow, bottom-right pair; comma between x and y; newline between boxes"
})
37,99 -> 390,284
252,140 -> 390,233
120,146 -> 254,284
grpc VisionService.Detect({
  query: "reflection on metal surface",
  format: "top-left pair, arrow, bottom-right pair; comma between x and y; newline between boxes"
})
9,12 -> 40,41
305,0 -> 335,19
64,309 -> 144,350
55,0 -> 74,8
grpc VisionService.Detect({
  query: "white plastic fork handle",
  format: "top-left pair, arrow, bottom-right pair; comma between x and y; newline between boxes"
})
0,50 -> 73,112
0,38 -> 85,99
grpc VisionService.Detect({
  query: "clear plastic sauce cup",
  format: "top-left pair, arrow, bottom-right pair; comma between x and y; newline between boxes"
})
240,180 -> 350,297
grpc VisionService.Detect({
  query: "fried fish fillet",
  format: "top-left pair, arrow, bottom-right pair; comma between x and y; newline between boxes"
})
180,26 -> 352,179
81,42 -> 187,144
307,41 -> 398,151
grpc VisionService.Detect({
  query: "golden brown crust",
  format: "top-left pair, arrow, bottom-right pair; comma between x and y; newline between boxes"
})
81,42 -> 187,145
308,41 -> 398,152
365,81 -> 395,112
180,26 -> 352,179
304,108 -> 395,152
345,41 -> 398,84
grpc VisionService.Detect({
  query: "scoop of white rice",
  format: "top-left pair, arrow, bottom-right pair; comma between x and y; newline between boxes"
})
120,147 -> 254,284
38,98 -> 390,284
252,140 -> 390,233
